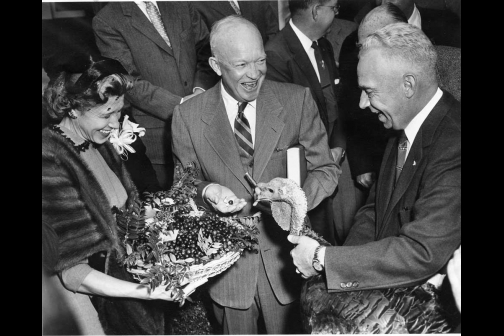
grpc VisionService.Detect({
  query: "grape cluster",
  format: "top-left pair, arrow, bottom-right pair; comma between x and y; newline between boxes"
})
164,210 -> 239,263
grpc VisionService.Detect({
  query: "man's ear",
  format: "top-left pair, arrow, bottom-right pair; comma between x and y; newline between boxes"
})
209,57 -> 222,76
311,4 -> 319,21
403,74 -> 416,98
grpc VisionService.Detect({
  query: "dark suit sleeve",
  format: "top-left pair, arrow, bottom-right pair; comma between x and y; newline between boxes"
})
263,2 -> 279,44
324,129 -> 461,292
188,2 -> 219,90
265,49 -> 294,83
299,88 -> 341,210
92,15 -> 182,122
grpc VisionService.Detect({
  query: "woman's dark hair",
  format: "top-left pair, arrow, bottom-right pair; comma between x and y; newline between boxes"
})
43,53 -> 133,121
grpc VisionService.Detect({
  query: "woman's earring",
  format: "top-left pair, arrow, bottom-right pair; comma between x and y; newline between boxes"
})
69,110 -> 78,119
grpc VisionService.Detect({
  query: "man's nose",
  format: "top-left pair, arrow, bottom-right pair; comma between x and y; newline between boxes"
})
359,91 -> 370,109
247,63 -> 261,79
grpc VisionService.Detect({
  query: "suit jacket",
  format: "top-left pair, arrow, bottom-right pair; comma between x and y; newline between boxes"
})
93,1 -> 217,167
171,79 -> 339,308
324,90 -> 461,292
435,45 -> 461,102
265,23 -> 345,149
325,18 -> 358,64
193,0 -> 279,45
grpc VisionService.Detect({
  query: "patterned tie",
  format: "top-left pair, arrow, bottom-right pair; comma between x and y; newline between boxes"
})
228,0 -> 241,15
395,131 -> 409,184
144,1 -> 172,48
311,41 -> 330,86
234,102 -> 254,157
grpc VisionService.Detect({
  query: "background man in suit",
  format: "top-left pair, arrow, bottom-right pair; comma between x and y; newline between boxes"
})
265,0 -> 344,245
332,3 -> 407,243
171,15 -> 339,334
193,0 -> 279,46
289,23 -> 460,297
93,1 -> 218,190
355,0 -> 460,47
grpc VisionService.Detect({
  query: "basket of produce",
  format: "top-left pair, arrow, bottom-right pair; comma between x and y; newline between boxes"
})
115,162 -> 259,304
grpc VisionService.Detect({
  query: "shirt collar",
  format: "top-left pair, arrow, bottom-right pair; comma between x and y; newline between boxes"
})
404,87 -> 443,145
220,81 -> 256,110
408,4 -> 422,29
289,19 -> 316,55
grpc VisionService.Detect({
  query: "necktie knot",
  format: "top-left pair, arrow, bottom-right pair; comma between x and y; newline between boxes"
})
237,102 -> 248,117
311,41 -> 319,50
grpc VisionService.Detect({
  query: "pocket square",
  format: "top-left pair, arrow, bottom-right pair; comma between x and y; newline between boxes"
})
334,78 -> 340,85
413,161 -> 416,166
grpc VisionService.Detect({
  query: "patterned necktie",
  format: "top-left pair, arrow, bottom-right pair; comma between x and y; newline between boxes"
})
311,41 -> 331,87
144,1 -> 172,48
395,131 -> 408,184
228,0 -> 241,15
234,102 -> 254,157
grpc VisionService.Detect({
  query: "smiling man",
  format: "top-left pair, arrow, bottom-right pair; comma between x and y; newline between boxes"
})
288,23 -> 461,330
171,15 -> 339,334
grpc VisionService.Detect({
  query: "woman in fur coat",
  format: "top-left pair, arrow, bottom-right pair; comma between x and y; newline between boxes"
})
42,54 -> 200,334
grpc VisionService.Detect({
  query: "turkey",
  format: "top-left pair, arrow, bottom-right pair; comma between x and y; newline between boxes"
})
254,177 -> 460,334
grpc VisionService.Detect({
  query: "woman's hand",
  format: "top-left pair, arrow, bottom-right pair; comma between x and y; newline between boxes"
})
148,278 -> 208,301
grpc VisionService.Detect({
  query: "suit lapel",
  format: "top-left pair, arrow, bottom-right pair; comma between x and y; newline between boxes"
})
377,90 -> 455,231
126,2 -> 174,56
253,81 -> 285,183
283,25 -> 325,106
376,137 -> 396,226
202,84 -> 252,194
159,2 -> 179,61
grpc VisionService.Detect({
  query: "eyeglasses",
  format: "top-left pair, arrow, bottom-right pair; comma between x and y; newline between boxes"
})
318,4 -> 340,15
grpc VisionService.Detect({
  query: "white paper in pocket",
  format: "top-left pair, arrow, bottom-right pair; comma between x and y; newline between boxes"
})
334,78 -> 340,85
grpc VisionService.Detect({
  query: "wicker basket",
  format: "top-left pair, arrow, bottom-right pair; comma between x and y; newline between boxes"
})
126,213 -> 261,285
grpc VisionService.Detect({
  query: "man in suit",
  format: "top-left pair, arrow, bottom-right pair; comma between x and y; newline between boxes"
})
93,1 -> 218,190
265,0 -> 344,245
331,3 -> 406,243
171,15 -> 339,334
356,0 -> 461,47
193,0 -> 279,46
289,23 -> 460,296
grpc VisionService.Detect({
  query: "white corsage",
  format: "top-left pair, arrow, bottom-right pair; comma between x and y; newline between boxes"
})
109,115 -> 146,159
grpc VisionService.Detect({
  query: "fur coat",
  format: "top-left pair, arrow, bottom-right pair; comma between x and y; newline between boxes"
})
42,126 -> 166,335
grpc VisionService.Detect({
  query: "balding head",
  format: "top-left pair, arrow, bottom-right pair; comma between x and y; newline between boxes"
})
359,3 -> 408,43
376,0 -> 415,18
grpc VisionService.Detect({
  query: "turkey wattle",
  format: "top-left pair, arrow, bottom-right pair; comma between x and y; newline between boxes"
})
254,177 -> 460,334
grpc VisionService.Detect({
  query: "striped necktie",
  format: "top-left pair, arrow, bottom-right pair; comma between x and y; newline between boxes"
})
395,131 -> 408,184
234,102 -> 254,157
228,0 -> 241,15
144,1 -> 172,48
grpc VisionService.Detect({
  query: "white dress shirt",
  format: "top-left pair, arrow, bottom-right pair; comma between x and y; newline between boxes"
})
403,87 -> 443,159
289,19 -> 321,82
134,1 -> 160,23
221,82 -> 257,147
408,4 -> 422,29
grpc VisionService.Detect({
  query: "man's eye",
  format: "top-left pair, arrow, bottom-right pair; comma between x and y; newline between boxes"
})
257,59 -> 265,64
236,63 -> 246,68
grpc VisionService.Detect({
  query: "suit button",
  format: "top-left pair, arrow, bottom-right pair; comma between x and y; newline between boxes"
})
352,281 -> 359,288
340,282 -> 346,288
184,81 -> 188,86
249,161 -> 254,167
346,281 -> 353,288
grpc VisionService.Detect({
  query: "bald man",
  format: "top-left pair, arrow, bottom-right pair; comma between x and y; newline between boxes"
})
171,15 -> 339,334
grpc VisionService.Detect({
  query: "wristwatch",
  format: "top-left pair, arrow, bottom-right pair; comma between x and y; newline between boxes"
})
312,245 -> 324,272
